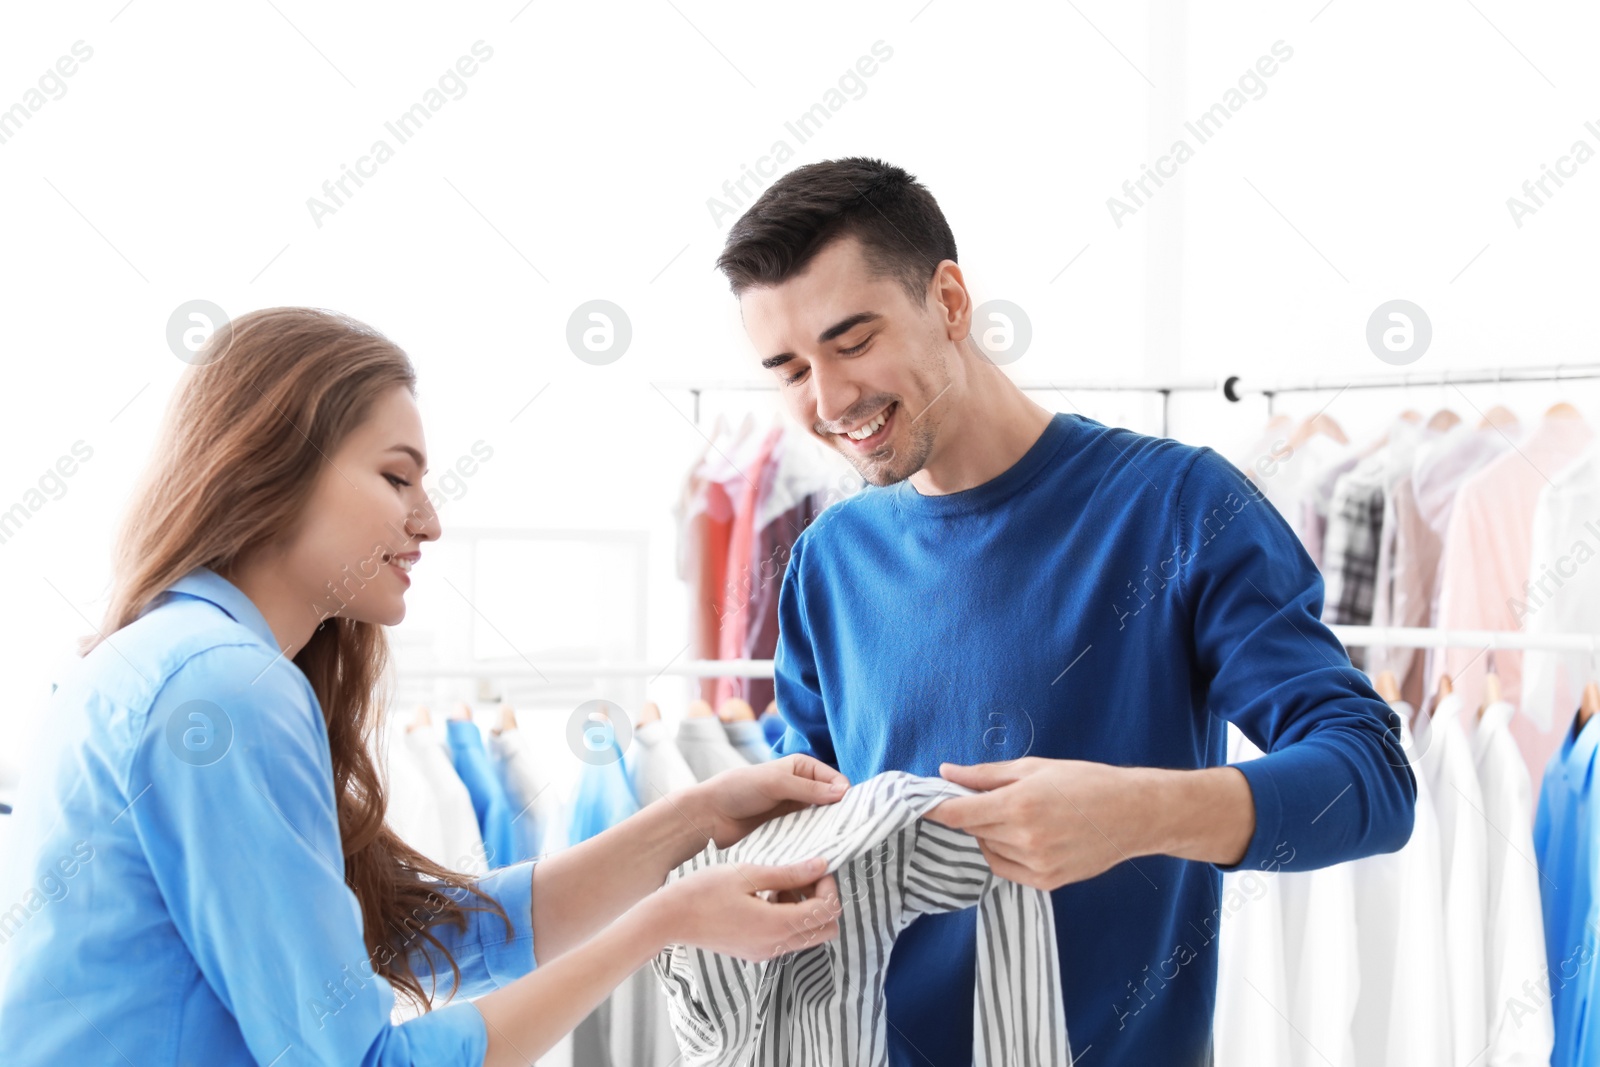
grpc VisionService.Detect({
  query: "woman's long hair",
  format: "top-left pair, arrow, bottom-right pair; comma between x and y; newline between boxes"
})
82,306 -> 507,1011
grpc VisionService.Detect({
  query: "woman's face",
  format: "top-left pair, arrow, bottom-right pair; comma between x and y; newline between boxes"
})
288,384 -> 441,630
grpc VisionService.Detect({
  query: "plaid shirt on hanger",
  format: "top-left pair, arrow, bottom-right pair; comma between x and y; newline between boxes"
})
1321,462 -> 1386,669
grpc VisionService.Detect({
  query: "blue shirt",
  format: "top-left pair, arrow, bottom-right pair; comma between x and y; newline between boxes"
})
772,412 -> 1416,1067
1534,711 -> 1600,1067
568,739 -> 639,846
446,719 -> 519,868
0,567 -> 537,1065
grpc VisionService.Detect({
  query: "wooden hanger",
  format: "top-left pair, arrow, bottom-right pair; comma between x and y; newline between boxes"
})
1477,405 -> 1517,430
1478,647 -> 1501,723
1426,674 -> 1453,721
1578,640 -> 1600,731
1544,401 -> 1583,420
761,700 -> 779,719
718,697 -> 756,722
1356,411 -> 1420,460
1373,669 -> 1401,704
636,701 -> 661,726
496,703 -> 518,734
686,412 -> 728,469
1287,413 -> 1349,449
409,704 -> 433,732
1425,408 -> 1461,432
687,699 -> 717,719
450,700 -> 473,723
1579,683 -> 1600,730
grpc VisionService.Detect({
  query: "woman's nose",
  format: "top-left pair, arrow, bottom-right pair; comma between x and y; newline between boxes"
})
408,497 -> 442,543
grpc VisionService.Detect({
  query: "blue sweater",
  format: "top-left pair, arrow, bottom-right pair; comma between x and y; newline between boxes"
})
772,412 -> 1416,1067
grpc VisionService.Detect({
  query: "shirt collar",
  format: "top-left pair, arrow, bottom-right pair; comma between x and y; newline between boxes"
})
162,566 -> 281,650
1563,707 -> 1600,767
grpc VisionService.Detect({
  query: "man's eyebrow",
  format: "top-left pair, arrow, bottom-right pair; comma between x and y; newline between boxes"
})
387,445 -> 429,474
759,312 -> 884,370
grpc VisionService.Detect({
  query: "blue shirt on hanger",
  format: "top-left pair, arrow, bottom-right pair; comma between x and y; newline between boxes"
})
0,567 -> 537,1065
1534,711 -> 1600,1067
447,718 -> 519,868
569,732 -> 640,846
773,411 -> 1417,1067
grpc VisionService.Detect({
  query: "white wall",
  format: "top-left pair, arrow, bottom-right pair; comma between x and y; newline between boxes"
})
2,0 -> 1597,774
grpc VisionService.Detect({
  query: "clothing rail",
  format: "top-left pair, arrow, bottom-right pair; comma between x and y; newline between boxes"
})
659,363 -> 1600,436
652,377 -> 1223,436
397,629 -> 1600,684
1329,625 -> 1600,654
396,659 -> 777,680
1222,362 -> 1600,417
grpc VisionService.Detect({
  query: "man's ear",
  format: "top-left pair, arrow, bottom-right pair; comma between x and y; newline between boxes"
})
930,259 -> 971,341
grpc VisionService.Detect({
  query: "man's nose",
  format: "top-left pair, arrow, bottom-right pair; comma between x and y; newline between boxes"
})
810,362 -> 861,431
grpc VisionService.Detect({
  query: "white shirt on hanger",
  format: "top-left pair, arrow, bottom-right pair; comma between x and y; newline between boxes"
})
1213,726 -> 1294,1067
1277,857 -> 1360,1066
1349,701 -> 1452,1066
1417,692 -> 1489,1060
627,718 -> 700,804
490,726 -> 566,858
403,726 -> 488,875
1521,444 -> 1600,733
376,716 -> 448,869
1472,700 -> 1556,1066
673,715 -> 751,783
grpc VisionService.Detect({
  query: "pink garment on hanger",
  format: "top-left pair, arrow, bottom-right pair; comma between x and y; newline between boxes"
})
714,426 -> 784,709
1435,414 -> 1592,798
678,453 -> 736,705
744,491 -> 825,713
1412,423 -> 1517,692
1372,471 -> 1433,709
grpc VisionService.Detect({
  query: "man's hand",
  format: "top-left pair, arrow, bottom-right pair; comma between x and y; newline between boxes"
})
924,758 -> 1144,890
925,757 -> 1256,891
687,754 -> 851,849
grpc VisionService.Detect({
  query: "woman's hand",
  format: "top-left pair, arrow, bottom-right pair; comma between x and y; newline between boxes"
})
653,857 -> 843,961
689,754 -> 851,849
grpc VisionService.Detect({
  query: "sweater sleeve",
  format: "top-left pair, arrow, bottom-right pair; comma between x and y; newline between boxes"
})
771,532 -> 839,769
1176,446 -> 1417,873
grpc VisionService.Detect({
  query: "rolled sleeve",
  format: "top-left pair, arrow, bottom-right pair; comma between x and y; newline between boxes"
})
392,1001 -> 488,1061
1176,447 -> 1417,874
408,859 -> 538,1000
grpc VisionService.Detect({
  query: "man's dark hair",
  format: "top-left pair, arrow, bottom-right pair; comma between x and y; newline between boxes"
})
716,157 -> 958,308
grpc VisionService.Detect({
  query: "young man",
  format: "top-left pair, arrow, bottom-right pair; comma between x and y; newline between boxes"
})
716,157 -> 1416,1066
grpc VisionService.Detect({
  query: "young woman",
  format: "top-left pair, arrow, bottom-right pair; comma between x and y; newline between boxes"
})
0,307 -> 845,1066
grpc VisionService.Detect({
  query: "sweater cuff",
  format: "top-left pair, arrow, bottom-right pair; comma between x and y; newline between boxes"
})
1213,756 -> 1286,874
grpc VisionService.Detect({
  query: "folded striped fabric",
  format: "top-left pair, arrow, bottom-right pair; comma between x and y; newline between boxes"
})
651,770 -> 1073,1065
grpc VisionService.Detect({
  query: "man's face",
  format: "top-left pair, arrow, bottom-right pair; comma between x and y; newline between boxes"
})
740,236 -> 961,487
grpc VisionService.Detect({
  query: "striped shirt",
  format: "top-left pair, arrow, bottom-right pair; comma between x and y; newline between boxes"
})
651,771 -> 1072,1065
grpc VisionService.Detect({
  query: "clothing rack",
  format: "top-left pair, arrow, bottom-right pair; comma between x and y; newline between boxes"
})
1221,361 -> 1600,417
398,659 -> 778,680
658,361 -> 1600,437
1331,625 -> 1600,654
396,628 -> 1600,685
654,377 -> 1222,437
